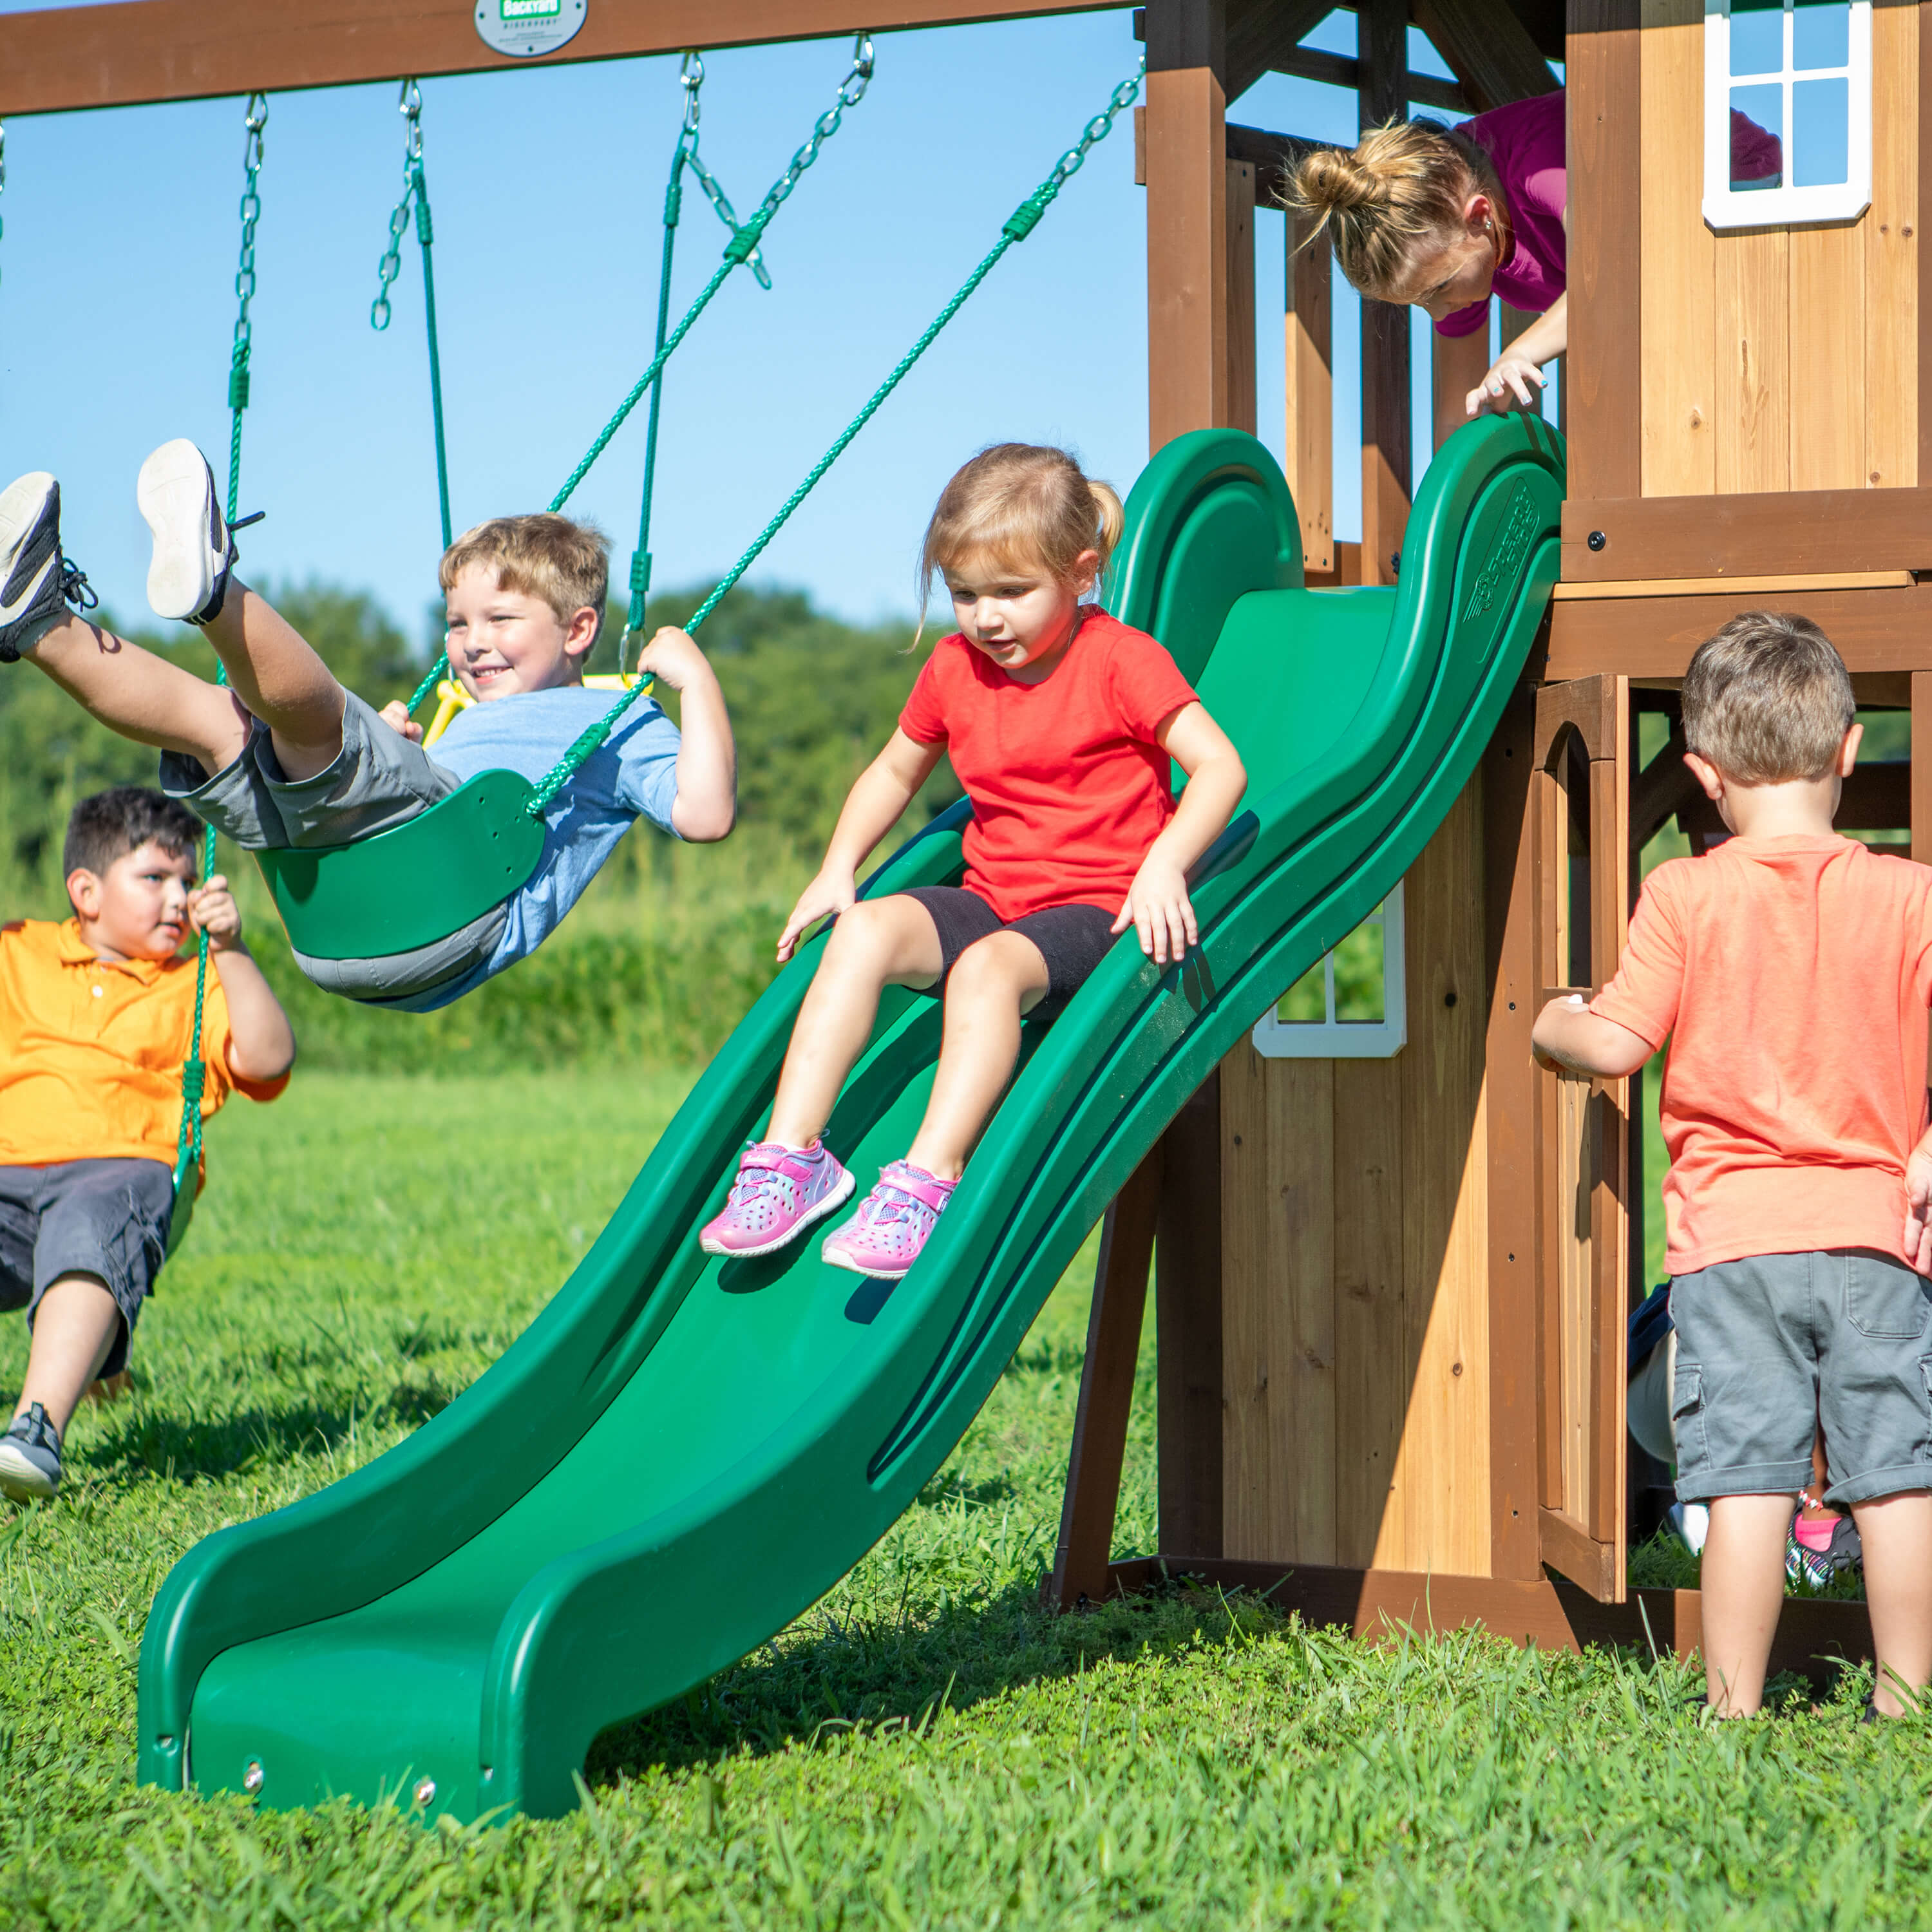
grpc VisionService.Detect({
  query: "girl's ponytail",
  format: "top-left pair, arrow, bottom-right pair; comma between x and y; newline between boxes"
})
1088,479 -> 1125,579
1286,117 -> 1492,300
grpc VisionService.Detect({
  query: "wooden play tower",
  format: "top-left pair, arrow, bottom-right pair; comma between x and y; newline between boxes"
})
1,0 -> 1911,1674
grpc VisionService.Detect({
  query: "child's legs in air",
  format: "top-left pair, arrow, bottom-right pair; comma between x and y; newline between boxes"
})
766,895 -> 947,1150
198,581 -> 347,782
904,931 -> 1050,1182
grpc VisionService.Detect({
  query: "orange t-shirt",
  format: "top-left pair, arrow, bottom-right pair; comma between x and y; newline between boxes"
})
0,918 -> 289,1173
1591,837 -> 1932,1277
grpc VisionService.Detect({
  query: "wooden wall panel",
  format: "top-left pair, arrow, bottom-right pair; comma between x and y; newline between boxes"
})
1790,225 -> 1867,491
1714,230 -> 1792,493
1870,0 -> 1920,489
1639,0 -> 1715,495
1217,778 -> 1492,1578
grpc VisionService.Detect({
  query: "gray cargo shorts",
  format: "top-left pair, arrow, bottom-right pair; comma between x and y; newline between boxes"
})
0,1158 -> 175,1378
159,688 -> 510,1001
1671,1249 -> 1932,1506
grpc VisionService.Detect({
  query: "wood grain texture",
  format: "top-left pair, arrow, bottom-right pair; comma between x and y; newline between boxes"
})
1871,0 -> 1918,488
1226,160 -> 1258,438
1272,1055 -> 1338,1565
1156,1075 -> 1225,1559
1434,327 -> 1493,452
1714,229 -> 1792,493
0,0 -> 1107,113
1218,1042 -> 1276,1558
1147,64 -> 1230,451
1412,0 -> 1560,113
1287,218 -> 1336,571
1359,0 -> 1411,585
1553,571 -> 1912,599
1546,583 -> 1932,679
1920,0 -> 1932,486
1375,781 -> 1493,1578
1560,487 -> 1932,579
1789,223 -> 1866,492
1565,0 -> 1644,500
1044,1153 -> 1163,1611
1638,0 -> 1714,497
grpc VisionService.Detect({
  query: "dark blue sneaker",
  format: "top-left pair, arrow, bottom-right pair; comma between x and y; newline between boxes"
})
0,471 -> 94,663
0,1402 -> 61,1502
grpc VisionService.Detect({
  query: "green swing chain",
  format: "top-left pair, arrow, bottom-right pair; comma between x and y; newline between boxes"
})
522,57 -> 1146,817
401,33 -> 876,718
621,50 -> 774,673
372,81 -> 453,550
175,91 -> 269,1204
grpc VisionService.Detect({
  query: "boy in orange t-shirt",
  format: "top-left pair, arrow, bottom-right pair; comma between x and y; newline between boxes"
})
0,788 -> 294,1503
1534,612 -> 1932,1719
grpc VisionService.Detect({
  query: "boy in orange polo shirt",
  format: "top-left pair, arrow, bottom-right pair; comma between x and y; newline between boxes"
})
1534,612 -> 1932,1719
0,787 -> 294,1502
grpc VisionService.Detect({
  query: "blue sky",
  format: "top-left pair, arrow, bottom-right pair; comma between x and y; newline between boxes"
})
0,4 -> 1504,641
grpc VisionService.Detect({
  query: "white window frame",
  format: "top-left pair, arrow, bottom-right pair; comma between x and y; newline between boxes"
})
1251,885 -> 1407,1061
1703,0 -> 1871,231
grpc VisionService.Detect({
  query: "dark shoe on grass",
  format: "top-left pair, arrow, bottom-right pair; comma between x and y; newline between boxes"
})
0,1402 -> 61,1502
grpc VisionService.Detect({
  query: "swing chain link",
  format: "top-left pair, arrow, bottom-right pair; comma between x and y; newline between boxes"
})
1047,64 -> 1144,194
670,51 -> 772,290
738,32 -> 874,245
229,93 -> 269,415
372,80 -> 426,331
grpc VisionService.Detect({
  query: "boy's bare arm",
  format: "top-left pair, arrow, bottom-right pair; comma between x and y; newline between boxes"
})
637,627 -> 736,844
192,876 -> 297,1083
1531,993 -> 1652,1079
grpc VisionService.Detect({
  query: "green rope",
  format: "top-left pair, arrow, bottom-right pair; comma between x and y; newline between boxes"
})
175,91 -> 267,1224
521,58 -> 1146,818
372,84 -> 452,550
402,36 -> 876,720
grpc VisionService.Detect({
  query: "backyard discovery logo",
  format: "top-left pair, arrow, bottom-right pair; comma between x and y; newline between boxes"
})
476,0 -> 587,58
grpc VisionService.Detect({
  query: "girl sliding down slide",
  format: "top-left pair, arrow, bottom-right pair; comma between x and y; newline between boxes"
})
700,442 -> 1247,1282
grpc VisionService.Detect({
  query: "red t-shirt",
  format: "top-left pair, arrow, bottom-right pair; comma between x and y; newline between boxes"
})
898,610 -> 1199,922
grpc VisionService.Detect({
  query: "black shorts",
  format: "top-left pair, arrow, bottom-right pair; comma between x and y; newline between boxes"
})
0,1158 -> 175,1378
900,886 -> 1119,1021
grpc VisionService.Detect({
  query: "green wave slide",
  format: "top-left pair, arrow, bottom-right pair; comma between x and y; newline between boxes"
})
137,414 -> 1564,1823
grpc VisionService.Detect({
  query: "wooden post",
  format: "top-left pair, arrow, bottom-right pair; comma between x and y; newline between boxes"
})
1434,324 -> 1492,451
1145,0 -> 1230,451
1157,1072 -> 1226,1557
1358,0 -> 1411,584
1227,158 -> 1258,435
1043,1150 -> 1164,1610
1287,216 -> 1336,571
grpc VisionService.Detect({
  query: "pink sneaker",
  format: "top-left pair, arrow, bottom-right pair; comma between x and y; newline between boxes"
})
820,1160 -> 958,1280
699,1140 -> 855,1258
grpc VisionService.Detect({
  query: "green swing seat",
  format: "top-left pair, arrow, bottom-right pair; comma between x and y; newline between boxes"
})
252,770 -> 547,963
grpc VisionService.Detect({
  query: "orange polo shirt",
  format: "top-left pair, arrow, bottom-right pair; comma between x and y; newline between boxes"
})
1591,837 -> 1932,1277
0,918 -> 289,1172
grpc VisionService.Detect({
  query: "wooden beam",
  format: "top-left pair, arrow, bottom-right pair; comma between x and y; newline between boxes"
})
0,0 -> 1110,116
1565,0 -> 1643,501
1043,1151 -> 1164,1612
1156,1074 -> 1225,1558
1562,488 -> 1932,582
1286,213 -> 1335,572
1919,0 -> 1932,489
1553,571 -> 1915,601
1265,43 -> 1470,114
1412,0 -> 1560,114
1224,0 -> 1332,100
1358,0 -> 1410,588
1227,158 -> 1258,435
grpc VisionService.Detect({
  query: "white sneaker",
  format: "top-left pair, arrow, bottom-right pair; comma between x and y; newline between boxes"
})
138,439 -> 233,625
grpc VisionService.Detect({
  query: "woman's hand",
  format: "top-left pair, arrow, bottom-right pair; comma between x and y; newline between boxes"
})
187,875 -> 243,953
1113,855 -> 1198,967
778,870 -> 858,963
377,699 -> 424,743
1467,351 -> 1547,417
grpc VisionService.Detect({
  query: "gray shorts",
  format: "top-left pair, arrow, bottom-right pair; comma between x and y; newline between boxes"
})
1671,1249 -> 1932,1506
0,1159 -> 175,1378
159,689 -> 509,1001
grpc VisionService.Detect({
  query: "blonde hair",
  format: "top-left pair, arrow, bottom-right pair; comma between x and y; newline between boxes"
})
1285,117 -> 1496,301
1681,612 -> 1856,784
918,444 -> 1124,634
440,513 -> 611,641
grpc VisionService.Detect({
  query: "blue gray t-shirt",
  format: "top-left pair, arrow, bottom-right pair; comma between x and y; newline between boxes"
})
392,687 -> 681,1012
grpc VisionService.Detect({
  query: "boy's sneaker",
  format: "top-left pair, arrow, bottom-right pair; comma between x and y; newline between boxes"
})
138,439 -> 236,625
699,1139 -> 855,1259
821,1160 -> 957,1281
0,1403 -> 62,1502
0,471 -> 95,663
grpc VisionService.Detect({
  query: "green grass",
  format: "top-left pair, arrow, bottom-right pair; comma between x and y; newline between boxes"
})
6,1072 -> 1932,1930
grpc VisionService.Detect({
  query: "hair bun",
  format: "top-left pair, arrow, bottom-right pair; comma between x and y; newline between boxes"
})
1292,146 -> 1385,216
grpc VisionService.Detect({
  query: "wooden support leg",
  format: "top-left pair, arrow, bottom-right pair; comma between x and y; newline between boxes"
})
1145,62 -> 1230,449
1158,1071 -> 1226,1558
1285,214 -> 1334,571
1043,1148 -> 1166,1610
1358,0 -> 1411,584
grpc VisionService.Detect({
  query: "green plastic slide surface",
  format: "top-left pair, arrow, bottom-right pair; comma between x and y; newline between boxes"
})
137,416 -> 1564,1822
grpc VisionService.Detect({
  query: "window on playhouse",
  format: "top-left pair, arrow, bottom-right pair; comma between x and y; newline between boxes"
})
1251,886 -> 1407,1059
1705,0 -> 1871,231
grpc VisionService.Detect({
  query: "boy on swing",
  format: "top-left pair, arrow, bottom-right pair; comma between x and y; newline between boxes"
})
0,787 -> 294,1504
0,440 -> 737,1010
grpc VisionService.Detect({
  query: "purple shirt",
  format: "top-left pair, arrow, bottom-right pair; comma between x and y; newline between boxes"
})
1435,90 -> 1782,337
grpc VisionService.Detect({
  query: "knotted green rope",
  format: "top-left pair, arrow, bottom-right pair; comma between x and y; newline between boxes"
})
173,91 -> 268,1241
520,59 -> 1145,818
